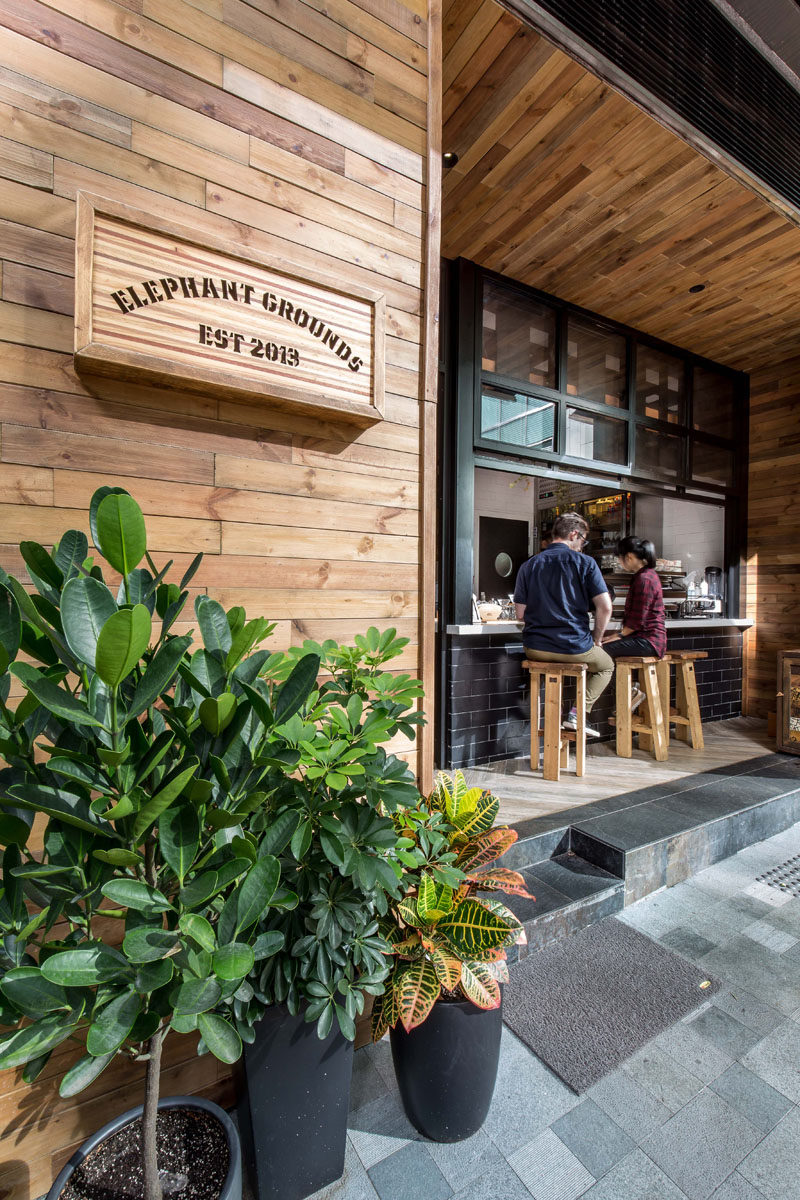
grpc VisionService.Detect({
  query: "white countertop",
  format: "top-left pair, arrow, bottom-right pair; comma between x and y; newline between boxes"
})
446,618 -> 754,635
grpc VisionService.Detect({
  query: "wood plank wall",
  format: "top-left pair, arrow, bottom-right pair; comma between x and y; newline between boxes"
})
745,362 -> 800,719
0,0 -> 434,1192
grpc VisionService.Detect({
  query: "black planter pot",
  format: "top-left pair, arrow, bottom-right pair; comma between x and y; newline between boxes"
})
240,1004 -> 354,1200
390,996 -> 503,1142
46,1095 -> 242,1200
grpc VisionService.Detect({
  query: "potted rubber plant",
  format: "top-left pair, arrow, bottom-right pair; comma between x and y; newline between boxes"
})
231,629 -> 425,1200
0,487 -> 321,1200
371,772 -> 533,1142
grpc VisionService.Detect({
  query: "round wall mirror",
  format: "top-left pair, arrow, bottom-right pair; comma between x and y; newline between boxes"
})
494,551 -> 513,578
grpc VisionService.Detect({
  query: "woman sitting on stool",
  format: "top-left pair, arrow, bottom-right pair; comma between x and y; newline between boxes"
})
603,536 -> 666,711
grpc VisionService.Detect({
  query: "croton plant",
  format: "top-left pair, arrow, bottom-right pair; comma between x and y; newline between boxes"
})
371,772 -> 533,1037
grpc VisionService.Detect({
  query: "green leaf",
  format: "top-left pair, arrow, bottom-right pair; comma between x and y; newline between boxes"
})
290,820 -> 312,861
95,605 -> 152,688
134,959 -> 174,993
197,1013 -> 242,1064
122,926 -> 179,962
95,492 -> 147,576
132,760 -> 198,842
235,856 -> 280,934
274,653 -> 320,724
6,783 -> 115,837
195,595 -> 232,659
9,662 -> 103,728
86,990 -> 141,1056
253,931 -> 284,960
0,805 -> 33,848
259,811 -> 299,856
54,529 -> 90,580
128,635 -> 192,721
178,913 -> 216,953
41,946 -> 130,986
20,541 -> 63,591
59,1051 -> 115,1097
159,804 -> 200,885
212,940 -> 253,979
89,486 -> 129,550
0,966 -> 69,1017
0,1018 -> 77,1070
100,879 -> 173,915
198,693 -> 237,736
175,976 -> 221,1017
60,575 -> 117,669
180,552 -> 203,591
0,583 -> 21,672
93,849 -> 144,869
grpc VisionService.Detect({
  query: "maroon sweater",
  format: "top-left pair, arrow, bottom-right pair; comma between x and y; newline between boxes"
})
623,567 -> 666,657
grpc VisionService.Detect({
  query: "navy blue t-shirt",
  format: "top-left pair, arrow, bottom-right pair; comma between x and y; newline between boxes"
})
513,543 -> 608,653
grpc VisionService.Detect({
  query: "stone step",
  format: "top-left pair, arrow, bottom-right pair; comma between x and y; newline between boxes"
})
502,851 -> 624,960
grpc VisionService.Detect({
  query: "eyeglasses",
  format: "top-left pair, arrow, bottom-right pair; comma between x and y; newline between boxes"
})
575,533 -> 588,545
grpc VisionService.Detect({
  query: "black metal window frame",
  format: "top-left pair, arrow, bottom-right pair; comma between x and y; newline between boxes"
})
445,259 -> 749,626
475,264 -> 747,495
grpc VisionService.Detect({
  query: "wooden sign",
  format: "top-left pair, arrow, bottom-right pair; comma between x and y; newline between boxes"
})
74,194 -> 385,424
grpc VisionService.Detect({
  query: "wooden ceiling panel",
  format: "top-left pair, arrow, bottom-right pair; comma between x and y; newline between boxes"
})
442,0 -> 800,370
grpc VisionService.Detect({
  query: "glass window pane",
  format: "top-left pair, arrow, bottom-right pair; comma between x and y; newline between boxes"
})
566,407 -> 627,464
480,385 -> 556,451
566,315 -> 627,407
693,367 -> 735,438
692,440 -> 734,487
482,280 -> 556,388
635,425 -> 682,480
636,345 -> 685,424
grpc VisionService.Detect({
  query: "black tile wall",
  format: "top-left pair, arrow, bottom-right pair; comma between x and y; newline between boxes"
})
444,627 -> 744,769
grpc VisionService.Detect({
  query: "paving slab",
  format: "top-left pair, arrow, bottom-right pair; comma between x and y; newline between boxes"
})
737,1106 -> 800,1200
641,1090 -> 762,1200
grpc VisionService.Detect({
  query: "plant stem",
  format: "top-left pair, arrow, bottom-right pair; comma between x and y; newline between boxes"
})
142,1025 -> 166,1200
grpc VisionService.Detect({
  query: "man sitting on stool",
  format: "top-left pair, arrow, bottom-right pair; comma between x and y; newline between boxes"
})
514,512 -> 613,738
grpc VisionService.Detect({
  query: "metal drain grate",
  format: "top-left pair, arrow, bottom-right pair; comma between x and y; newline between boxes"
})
756,856 -> 800,897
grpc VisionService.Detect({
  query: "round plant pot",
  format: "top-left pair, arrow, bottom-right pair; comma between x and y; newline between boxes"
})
46,1095 -> 242,1200
390,995 -> 503,1142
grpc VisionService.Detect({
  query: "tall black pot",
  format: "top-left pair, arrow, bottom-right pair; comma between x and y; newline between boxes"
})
390,996 -> 503,1142
46,1095 -> 241,1200
240,1004 -> 354,1200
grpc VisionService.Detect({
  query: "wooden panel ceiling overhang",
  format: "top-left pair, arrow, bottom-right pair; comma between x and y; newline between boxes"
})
442,0 -> 800,371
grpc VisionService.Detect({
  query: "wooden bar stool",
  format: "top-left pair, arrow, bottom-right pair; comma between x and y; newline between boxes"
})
522,660 -> 587,782
613,656 -> 668,761
663,650 -> 707,749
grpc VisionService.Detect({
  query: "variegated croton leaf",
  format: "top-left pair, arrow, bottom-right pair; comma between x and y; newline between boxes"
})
453,790 -> 499,839
370,992 -> 390,1042
436,897 -> 515,960
469,867 -> 535,898
456,827 -> 518,873
480,896 -> 527,947
417,874 -> 454,922
429,945 -> 461,991
459,960 -> 502,1009
396,959 -> 441,1032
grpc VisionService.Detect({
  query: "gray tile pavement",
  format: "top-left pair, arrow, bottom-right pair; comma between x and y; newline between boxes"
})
304,822 -> 800,1200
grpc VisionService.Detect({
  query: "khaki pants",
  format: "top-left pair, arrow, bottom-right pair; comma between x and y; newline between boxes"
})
524,644 -> 614,712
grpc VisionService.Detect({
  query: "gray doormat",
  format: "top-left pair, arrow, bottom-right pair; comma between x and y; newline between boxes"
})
503,917 -> 720,1092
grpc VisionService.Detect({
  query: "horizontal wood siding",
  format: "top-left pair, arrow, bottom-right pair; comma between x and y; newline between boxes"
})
0,0 -> 431,1192
745,362 -> 800,720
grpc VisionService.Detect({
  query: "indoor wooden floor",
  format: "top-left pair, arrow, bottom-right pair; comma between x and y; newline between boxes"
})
463,717 -> 776,825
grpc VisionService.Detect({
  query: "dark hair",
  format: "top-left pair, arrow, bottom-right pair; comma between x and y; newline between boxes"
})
552,512 -> 589,540
617,535 -> 656,569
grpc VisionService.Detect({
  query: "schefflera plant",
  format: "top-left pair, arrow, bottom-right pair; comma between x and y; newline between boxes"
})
240,628 -> 426,1041
0,486 -> 322,1200
371,773 -> 534,1037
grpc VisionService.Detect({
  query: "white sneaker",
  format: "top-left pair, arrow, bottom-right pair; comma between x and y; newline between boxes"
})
630,685 -> 646,713
562,713 -> 601,738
